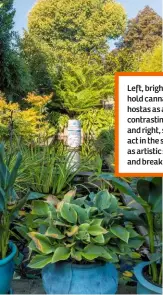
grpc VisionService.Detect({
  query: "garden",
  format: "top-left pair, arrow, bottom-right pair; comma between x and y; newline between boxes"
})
0,0 -> 162,294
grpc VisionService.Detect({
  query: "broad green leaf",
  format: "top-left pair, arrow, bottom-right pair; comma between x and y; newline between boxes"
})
110,225 -> 129,243
65,225 -> 78,237
45,226 -> 65,239
0,187 -> 5,212
31,201 -> 49,216
100,174 -> 147,206
28,232 -> 52,254
82,244 -> 112,260
71,248 -> 82,261
28,192 -> 46,200
91,234 -> 105,244
78,223 -> 90,231
90,219 -> 103,226
148,252 -> 162,263
10,193 -> 29,220
6,152 -> 22,191
94,190 -> 112,210
128,237 -> 144,248
129,252 -> 141,259
88,225 -> 107,236
126,227 -> 140,238
72,197 -> 86,206
52,247 -> 70,263
77,231 -> 90,242
107,194 -> 118,212
60,203 -> 77,224
71,204 -> 88,223
28,254 -> 52,269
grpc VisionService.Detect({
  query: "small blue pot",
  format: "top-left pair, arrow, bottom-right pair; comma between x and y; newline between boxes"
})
42,262 -> 118,294
0,242 -> 17,294
134,262 -> 162,294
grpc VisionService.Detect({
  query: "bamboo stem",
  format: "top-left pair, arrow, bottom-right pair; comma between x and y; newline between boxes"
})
145,207 -> 158,283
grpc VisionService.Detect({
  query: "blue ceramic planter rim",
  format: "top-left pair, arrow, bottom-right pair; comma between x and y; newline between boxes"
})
60,262 -> 105,269
0,242 -> 17,266
134,261 -> 162,294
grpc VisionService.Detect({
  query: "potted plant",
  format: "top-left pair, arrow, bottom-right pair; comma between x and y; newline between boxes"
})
133,178 -> 162,294
0,144 -> 28,294
22,189 -> 144,294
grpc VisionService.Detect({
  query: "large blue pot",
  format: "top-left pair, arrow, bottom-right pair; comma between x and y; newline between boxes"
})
0,242 -> 17,294
42,262 -> 118,294
134,262 -> 162,294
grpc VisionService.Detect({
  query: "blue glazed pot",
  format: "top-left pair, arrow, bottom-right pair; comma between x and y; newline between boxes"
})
134,262 -> 162,294
42,262 -> 118,294
0,242 -> 17,294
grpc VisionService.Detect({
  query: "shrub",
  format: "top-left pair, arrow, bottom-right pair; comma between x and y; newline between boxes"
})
17,190 -> 144,268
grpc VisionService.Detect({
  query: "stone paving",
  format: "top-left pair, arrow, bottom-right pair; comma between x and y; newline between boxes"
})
12,280 -> 137,294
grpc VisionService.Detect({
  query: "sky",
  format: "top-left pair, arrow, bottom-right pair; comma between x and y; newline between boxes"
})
14,0 -> 162,49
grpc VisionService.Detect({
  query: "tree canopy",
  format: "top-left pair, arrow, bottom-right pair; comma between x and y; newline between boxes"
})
139,42 -> 162,72
118,6 -> 162,53
0,0 -> 32,100
27,0 -> 127,61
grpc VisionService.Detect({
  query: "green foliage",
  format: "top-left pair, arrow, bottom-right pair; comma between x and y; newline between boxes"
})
118,6 -> 162,53
139,42 -> 162,72
105,48 -> 139,74
27,0 -> 126,58
18,190 -> 143,268
136,178 -> 162,285
56,64 -> 114,114
22,33 -> 55,93
79,109 -> 114,138
95,129 -> 114,157
0,1 -> 32,100
48,112 -> 69,132
0,143 -> 28,259
101,176 -> 162,285
17,147 -> 88,197
22,0 -> 127,93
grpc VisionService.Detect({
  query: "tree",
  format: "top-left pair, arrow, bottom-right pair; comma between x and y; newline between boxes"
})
27,0 -> 126,61
105,48 -> 139,74
53,63 -> 114,116
118,6 -> 162,53
139,42 -> 162,72
0,0 -> 32,100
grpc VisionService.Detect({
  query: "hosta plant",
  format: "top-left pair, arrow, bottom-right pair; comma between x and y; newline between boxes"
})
20,190 -> 144,269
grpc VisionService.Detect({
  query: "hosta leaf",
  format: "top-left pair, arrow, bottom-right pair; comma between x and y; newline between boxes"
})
110,225 -> 129,243
88,225 -> 107,236
52,247 -> 70,263
82,244 -> 112,260
78,223 -> 90,231
60,203 -> 77,224
72,196 -> 86,206
28,254 -> 52,269
64,189 -> 76,202
90,219 -> 103,226
72,204 -> 88,223
45,226 -> 65,239
77,231 -> 90,242
28,232 -> 52,254
94,190 -> 112,210
91,234 -> 105,244
128,237 -> 144,248
31,201 -> 49,216
71,248 -> 82,261
65,225 -> 78,237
